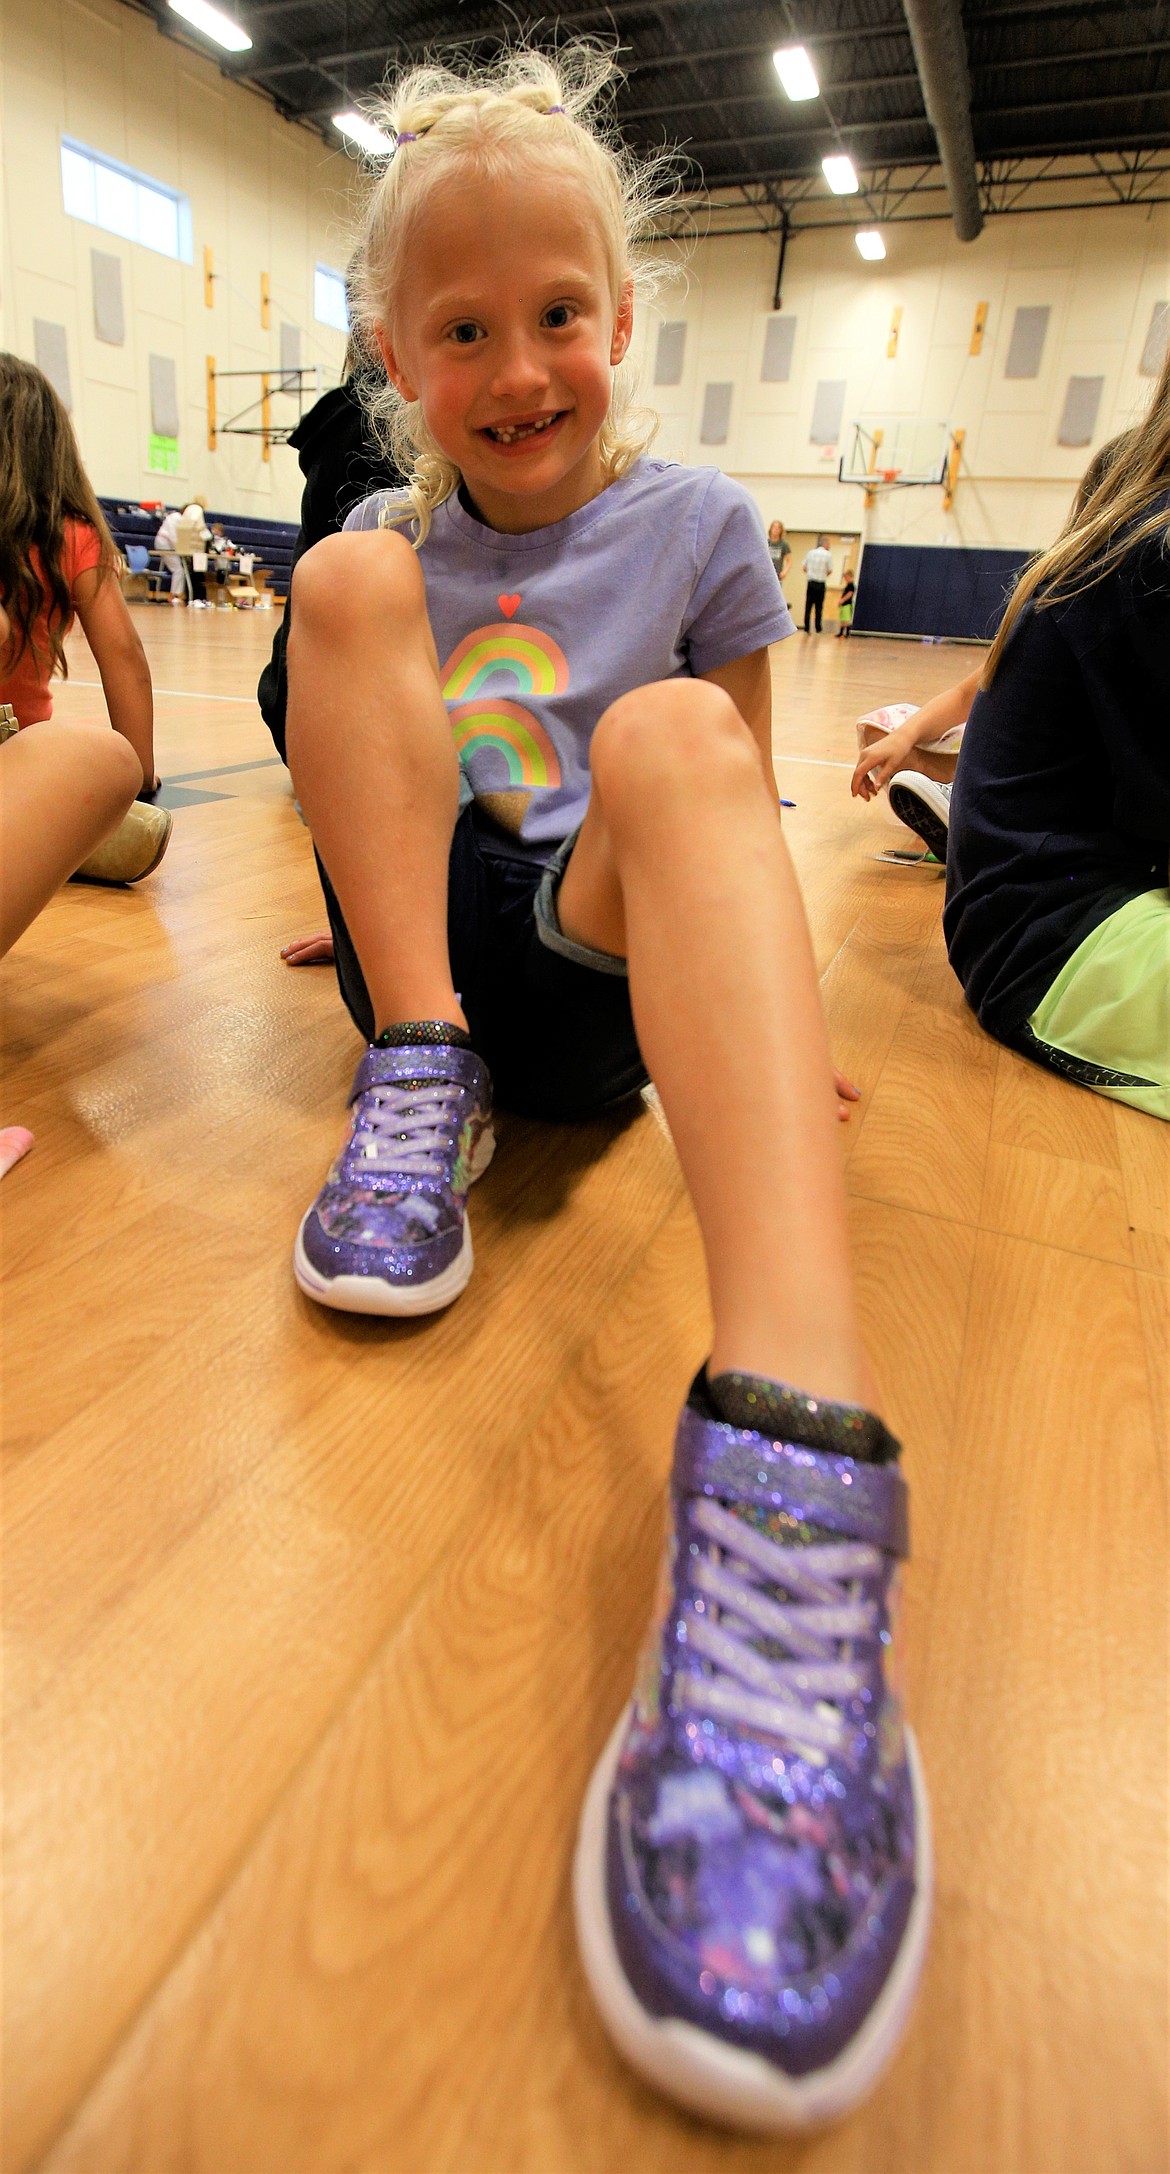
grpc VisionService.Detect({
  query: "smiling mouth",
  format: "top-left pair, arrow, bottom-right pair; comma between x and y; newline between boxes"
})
482,412 -> 565,446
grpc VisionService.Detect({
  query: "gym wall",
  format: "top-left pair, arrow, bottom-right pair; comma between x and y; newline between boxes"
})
3,0 -> 1166,552
0,0 -> 356,521
632,209 -> 1168,554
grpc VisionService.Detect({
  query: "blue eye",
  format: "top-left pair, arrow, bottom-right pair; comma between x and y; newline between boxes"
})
450,322 -> 482,345
544,304 -> 573,329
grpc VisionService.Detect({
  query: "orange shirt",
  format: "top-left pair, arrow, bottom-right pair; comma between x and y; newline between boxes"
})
0,519 -> 104,726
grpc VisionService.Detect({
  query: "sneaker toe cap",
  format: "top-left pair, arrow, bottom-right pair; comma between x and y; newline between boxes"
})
300,1189 -> 463,1285
604,1758 -> 917,2079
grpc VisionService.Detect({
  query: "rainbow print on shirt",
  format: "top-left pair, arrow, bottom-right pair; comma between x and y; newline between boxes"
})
440,616 -> 567,835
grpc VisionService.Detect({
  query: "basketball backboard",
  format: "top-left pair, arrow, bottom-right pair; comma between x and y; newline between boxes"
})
838,417 -> 952,490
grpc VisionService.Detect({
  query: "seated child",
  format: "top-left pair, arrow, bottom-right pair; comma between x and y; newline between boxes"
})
0,603 -> 144,1176
0,353 -> 170,885
850,670 -> 980,860
945,389 -> 1169,1121
284,47 -> 930,2133
849,439 -> 1136,863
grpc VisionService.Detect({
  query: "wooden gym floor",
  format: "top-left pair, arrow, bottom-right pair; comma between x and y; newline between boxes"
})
2,605 -> 1166,2174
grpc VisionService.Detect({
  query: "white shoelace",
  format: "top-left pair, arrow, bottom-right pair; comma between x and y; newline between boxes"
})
351,1082 -> 463,1180
678,1497 -> 880,1760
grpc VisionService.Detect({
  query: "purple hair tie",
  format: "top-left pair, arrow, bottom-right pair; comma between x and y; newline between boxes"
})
547,104 -> 564,114
396,130 -> 417,145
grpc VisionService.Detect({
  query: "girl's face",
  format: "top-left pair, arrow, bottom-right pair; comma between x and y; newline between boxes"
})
378,164 -> 633,534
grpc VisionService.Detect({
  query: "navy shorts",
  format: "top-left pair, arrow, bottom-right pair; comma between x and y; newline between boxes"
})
318,808 -> 648,1120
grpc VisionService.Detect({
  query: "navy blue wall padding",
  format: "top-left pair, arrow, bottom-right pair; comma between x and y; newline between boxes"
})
99,498 -> 299,597
853,544 -> 1031,640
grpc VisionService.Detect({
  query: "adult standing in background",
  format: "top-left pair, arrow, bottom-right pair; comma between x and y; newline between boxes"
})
767,519 -> 791,594
803,534 -> 832,632
176,497 -> 210,605
152,504 -> 185,601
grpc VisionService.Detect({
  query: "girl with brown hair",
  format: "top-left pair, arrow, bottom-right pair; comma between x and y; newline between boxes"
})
944,353 -> 1169,1117
0,352 -> 170,883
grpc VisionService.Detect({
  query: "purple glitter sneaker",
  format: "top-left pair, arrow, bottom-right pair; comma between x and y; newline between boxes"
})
574,1376 -> 931,2133
294,1041 -> 494,1316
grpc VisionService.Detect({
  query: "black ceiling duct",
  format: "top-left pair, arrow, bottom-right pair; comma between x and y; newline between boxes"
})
899,0 -> 984,240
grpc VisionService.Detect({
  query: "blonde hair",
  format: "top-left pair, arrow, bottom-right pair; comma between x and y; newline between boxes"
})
984,343 -> 1170,685
348,44 -> 679,541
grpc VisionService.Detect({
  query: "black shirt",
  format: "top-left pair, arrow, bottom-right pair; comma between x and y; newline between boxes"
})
257,379 -> 403,760
944,514 -> 1170,1039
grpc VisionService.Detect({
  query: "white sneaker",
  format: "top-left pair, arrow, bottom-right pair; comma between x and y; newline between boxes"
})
887,772 -> 951,861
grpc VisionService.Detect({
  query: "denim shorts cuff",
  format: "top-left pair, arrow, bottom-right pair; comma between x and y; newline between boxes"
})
533,830 -> 629,978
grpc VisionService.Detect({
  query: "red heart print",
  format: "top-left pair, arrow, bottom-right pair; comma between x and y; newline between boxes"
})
498,593 -> 521,619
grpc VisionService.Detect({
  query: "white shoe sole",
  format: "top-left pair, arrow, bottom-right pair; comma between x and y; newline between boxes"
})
573,1710 -> 932,2136
293,1124 -> 496,1318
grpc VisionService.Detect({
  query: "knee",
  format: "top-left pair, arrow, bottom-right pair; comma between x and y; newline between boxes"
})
62,721 -> 143,815
591,679 -> 759,822
289,528 -> 424,651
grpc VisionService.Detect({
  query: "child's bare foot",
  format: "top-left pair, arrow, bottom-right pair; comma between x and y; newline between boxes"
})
0,1126 -> 34,1177
281,933 -> 335,966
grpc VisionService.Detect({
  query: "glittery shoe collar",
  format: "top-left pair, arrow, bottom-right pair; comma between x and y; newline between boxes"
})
673,1395 -> 909,1558
349,1041 -> 491,1105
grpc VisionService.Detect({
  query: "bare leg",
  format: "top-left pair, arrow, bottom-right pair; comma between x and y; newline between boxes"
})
285,531 -> 466,1035
0,721 -> 142,957
557,681 -> 876,1410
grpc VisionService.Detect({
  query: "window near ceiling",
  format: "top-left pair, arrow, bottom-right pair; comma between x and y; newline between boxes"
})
314,264 -> 349,333
60,139 -> 192,263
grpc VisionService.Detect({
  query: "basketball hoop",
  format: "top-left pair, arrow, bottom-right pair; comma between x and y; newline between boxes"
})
838,419 -> 954,500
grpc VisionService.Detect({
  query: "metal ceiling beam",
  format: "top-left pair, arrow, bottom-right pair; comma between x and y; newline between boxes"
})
619,70 -> 921,123
618,42 -> 1170,123
673,81 -> 1170,155
689,129 -> 1170,188
248,29 -> 1170,97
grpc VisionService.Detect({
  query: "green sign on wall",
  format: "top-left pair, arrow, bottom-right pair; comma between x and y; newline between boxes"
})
149,434 -> 179,474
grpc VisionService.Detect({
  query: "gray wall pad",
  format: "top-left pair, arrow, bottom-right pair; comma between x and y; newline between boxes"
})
1005,305 -> 1050,379
761,314 -> 797,383
809,378 -> 846,446
92,251 -> 125,345
34,321 -> 72,409
699,380 -> 733,445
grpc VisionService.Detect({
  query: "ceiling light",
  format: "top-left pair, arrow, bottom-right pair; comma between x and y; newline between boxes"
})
855,229 -> 886,260
772,46 -> 820,102
332,111 -> 396,155
167,0 -> 252,52
822,154 -> 859,195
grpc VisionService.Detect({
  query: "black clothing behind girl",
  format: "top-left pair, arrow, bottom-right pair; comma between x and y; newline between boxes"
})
257,379 -> 403,761
944,510 -> 1170,1040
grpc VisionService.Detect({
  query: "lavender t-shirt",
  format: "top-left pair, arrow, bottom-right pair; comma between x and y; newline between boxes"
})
345,457 -> 794,853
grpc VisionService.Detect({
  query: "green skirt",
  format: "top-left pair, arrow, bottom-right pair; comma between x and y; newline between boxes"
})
1025,887 -> 1170,1120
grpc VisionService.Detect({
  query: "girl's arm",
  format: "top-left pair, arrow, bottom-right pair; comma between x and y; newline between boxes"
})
71,566 -> 155,790
701,647 -> 781,815
850,665 -> 981,800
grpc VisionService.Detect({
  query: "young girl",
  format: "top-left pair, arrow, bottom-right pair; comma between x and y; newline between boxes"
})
849,436 -> 1142,864
286,50 -> 929,2131
835,566 -> 855,638
0,606 -> 145,1177
0,354 -> 170,884
945,382 -> 1170,1120
850,671 -> 980,859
